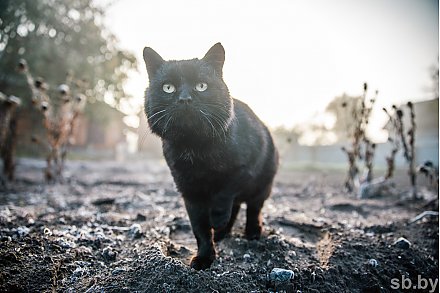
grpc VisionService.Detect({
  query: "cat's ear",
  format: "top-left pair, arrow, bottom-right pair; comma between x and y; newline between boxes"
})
202,42 -> 225,76
143,47 -> 164,77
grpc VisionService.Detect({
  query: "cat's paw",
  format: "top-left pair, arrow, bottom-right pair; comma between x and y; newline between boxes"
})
210,209 -> 230,230
245,224 -> 262,240
190,255 -> 215,270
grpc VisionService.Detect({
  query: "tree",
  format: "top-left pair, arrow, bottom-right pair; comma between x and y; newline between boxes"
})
324,93 -> 363,143
295,94 -> 363,146
0,0 -> 136,113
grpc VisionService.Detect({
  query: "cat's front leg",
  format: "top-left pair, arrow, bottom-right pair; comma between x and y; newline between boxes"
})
210,194 -> 235,230
213,203 -> 241,242
210,173 -> 248,230
184,198 -> 215,270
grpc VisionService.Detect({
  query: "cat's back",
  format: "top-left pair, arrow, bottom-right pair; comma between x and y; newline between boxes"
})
231,98 -> 278,167
231,98 -> 273,145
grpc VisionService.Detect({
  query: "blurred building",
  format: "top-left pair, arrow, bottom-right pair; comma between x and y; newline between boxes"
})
383,98 -> 438,165
15,102 -> 126,156
84,106 -> 125,149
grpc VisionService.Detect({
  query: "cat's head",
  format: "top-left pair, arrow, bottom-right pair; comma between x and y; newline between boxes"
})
143,43 -> 234,143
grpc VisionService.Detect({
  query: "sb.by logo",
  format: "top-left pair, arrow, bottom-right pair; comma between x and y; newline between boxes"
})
391,275 -> 438,292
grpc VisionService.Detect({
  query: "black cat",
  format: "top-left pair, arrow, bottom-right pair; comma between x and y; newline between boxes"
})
143,43 -> 278,270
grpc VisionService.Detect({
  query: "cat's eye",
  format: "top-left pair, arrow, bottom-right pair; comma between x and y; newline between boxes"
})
195,82 -> 208,92
162,83 -> 176,93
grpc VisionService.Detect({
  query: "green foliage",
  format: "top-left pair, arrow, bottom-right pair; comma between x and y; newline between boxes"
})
0,0 -> 137,109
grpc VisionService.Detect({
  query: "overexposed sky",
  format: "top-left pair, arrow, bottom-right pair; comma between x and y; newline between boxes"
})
102,0 -> 438,135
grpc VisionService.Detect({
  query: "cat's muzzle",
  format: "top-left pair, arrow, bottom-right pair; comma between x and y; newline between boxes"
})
178,95 -> 192,104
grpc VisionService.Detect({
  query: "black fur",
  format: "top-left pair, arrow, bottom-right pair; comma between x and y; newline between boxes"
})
143,43 -> 278,270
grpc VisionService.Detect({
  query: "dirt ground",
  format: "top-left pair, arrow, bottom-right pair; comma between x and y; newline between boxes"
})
0,158 -> 438,292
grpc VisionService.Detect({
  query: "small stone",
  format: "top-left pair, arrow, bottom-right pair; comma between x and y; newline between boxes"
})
74,261 -> 91,267
57,84 -> 70,95
128,223 -> 143,239
135,213 -> 147,221
75,245 -> 93,255
243,253 -> 251,262
268,267 -> 294,283
102,246 -> 117,261
16,226 -> 30,238
368,259 -> 379,267
393,237 -> 411,249
280,240 -> 289,248
288,251 -> 297,258
71,266 -> 86,280
57,238 -> 76,249
111,267 -> 126,275
1,236 -> 12,242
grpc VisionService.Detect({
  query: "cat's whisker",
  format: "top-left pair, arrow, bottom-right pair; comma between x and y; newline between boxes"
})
204,105 -> 230,118
149,112 -> 169,129
147,109 -> 167,120
199,110 -> 215,138
200,110 -> 222,139
203,102 -> 230,110
138,131 -> 150,147
161,115 -> 175,137
208,112 -> 228,141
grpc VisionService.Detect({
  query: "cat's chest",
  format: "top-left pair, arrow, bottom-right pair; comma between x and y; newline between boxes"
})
168,148 -> 232,175
168,156 -> 227,196
162,140 -> 245,192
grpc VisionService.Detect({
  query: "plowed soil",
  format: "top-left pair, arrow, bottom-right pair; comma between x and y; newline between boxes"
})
0,158 -> 438,292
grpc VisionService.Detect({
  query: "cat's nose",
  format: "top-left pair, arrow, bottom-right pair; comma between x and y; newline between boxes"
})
178,95 -> 192,104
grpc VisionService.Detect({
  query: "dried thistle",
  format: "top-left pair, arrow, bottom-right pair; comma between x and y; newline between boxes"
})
406,101 -> 417,198
417,161 -> 438,192
364,139 -> 376,183
383,107 -> 401,179
386,102 -> 418,198
0,93 -> 21,182
58,84 -> 70,96
342,146 -> 359,191
19,59 -> 87,182
341,83 -> 378,191
17,59 -> 28,73
395,108 -> 410,161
